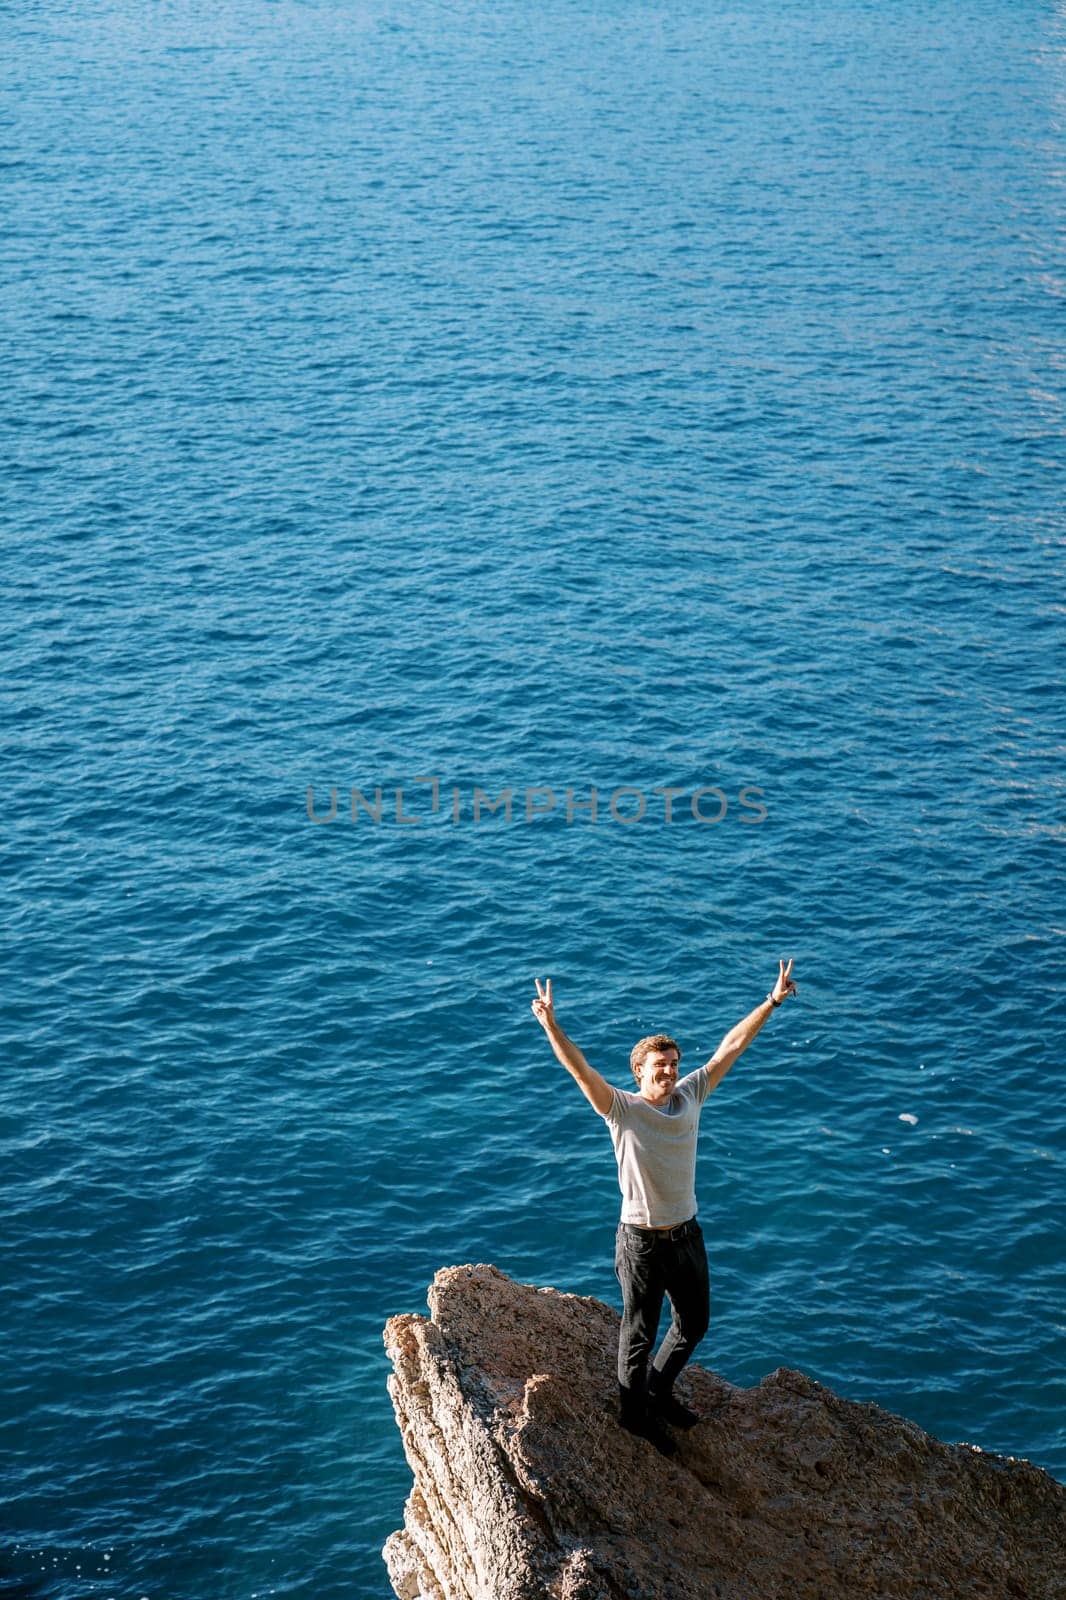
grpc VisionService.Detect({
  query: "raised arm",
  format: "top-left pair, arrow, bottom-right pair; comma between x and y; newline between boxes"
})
702,957 -> 798,1094
530,978 -> 614,1117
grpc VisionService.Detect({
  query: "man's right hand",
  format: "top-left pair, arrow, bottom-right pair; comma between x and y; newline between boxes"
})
531,977 -> 555,1030
530,977 -> 613,1116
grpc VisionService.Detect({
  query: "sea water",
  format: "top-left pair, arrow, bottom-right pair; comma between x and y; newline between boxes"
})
2,1 -> 1064,1596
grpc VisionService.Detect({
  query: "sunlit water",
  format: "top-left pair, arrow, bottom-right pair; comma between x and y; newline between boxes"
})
2,1 -> 1064,1596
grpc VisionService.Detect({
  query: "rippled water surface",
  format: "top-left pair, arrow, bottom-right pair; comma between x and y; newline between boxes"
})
3,1 -> 1064,1595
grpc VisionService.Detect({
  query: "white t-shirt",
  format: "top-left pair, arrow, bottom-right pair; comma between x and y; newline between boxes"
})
600,1066 -> 711,1227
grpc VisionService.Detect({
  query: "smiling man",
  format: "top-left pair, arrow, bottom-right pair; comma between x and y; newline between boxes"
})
531,962 -> 798,1456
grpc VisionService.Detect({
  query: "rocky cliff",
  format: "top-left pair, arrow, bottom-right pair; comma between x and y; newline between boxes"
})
383,1264 -> 1064,1600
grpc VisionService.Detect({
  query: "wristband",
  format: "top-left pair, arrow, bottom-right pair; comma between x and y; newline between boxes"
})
766,992 -> 782,1008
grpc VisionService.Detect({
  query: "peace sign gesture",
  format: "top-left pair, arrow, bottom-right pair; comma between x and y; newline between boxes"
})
531,977 -> 555,1030
770,957 -> 798,1005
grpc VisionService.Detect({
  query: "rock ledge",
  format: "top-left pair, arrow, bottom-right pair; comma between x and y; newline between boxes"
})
383,1264 -> 1063,1600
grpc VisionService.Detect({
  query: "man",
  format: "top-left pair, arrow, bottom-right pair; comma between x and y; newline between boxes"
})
530,960 -> 798,1456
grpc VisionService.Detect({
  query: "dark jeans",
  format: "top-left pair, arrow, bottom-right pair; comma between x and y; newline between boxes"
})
614,1218 -> 710,1394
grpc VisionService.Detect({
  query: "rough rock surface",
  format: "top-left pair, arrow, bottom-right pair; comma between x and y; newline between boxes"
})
383,1264 -> 1064,1600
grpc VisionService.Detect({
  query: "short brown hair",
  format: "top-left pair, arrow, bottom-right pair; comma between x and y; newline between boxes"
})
629,1033 -> 682,1082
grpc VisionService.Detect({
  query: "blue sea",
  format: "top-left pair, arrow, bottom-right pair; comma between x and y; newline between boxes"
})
3,0 -> 1064,1595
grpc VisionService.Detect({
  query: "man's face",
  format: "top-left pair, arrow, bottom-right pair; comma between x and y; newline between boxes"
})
636,1046 -> 680,1105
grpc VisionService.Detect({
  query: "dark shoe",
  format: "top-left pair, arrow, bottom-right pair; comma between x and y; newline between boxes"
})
650,1391 -> 700,1430
619,1408 -> 679,1456
647,1369 -> 700,1429
617,1385 -> 678,1457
